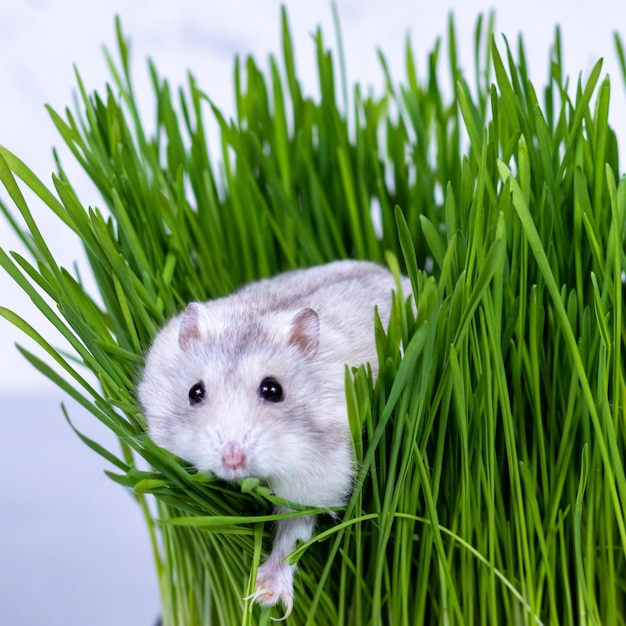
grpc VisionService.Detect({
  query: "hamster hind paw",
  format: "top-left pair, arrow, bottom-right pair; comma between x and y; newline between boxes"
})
246,558 -> 295,619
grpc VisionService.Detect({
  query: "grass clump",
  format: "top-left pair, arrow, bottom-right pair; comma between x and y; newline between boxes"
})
1,7 -> 626,625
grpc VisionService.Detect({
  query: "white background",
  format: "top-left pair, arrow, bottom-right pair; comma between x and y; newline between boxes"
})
1,1 -> 625,624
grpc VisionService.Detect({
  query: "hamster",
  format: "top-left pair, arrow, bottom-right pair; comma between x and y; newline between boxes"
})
138,259 -> 411,616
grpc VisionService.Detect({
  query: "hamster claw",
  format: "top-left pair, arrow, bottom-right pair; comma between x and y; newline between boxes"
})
270,598 -> 293,622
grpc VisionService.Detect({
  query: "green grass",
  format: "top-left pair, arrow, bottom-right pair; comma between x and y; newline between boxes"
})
1,7 -> 626,625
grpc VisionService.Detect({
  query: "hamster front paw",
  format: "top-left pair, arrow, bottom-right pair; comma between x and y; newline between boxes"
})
248,557 -> 295,619
245,514 -> 315,618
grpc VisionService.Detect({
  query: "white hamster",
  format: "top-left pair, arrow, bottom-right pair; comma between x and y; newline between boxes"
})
138,259 -> 411,616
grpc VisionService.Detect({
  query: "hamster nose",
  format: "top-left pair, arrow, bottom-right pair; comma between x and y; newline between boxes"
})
221,444 -> 247,470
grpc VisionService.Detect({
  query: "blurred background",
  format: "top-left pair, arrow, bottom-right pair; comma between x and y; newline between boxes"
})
1,1 -> 625,624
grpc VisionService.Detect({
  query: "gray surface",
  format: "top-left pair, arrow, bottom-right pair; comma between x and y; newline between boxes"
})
0,394 -> 159,626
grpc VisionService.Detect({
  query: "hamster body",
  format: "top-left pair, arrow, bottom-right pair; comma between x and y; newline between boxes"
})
138,259 -> 411,615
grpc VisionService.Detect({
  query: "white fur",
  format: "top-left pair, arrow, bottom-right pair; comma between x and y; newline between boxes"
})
137,259 -> 411,614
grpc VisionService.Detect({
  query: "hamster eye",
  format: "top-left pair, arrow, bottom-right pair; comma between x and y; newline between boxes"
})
259,377 -> 284,402
188,382 -> 206,405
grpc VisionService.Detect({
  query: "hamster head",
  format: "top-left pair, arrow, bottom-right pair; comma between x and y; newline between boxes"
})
138,301 -> 353,506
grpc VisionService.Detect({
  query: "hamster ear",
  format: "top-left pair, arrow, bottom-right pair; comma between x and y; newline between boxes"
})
288,308 -> 320,358
178,303 -> 202,351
